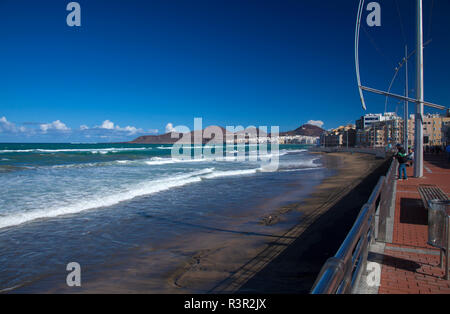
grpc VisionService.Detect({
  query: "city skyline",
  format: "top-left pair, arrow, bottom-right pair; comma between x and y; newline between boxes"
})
1,0 -> 449,142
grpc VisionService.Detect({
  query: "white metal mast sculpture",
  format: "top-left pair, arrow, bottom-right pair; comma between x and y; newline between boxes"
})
354,0 -> 447,178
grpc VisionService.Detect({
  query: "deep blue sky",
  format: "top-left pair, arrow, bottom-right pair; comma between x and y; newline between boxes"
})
0,0 -> 449,142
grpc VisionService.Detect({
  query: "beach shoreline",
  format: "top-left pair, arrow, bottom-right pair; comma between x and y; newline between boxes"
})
234,152 -> 389,293
3,151 -> 387,294
156,152 -> 387,294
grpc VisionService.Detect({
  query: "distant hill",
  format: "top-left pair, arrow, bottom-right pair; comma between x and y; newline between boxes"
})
129,132 -> 183,144
279,124 -> 325,137
129,126 -> 267,144
129,124 -> 323,144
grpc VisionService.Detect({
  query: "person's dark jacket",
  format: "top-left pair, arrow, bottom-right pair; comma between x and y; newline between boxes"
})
394,149 -> 408,164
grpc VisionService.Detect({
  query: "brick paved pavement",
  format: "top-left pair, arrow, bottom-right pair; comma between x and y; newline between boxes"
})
378,154 -> 450,294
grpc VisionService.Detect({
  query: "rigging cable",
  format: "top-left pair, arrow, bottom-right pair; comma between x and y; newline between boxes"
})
361,24 -> 391,66
394,0 -> 407,45
426,0 -> 434,40
383,39 -> 432,113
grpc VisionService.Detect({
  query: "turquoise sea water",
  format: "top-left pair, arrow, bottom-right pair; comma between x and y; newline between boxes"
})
0,143 -> 328,292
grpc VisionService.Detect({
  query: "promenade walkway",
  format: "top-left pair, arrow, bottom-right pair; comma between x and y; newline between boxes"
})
377,154 -> 450,294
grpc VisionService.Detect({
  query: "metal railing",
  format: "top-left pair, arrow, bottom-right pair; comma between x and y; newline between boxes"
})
310,159 -> 397,294
377,160 -> 398,243
310,147 -> 388,159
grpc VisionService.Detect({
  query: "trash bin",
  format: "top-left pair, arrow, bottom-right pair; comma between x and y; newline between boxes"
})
427,200 -> 450,249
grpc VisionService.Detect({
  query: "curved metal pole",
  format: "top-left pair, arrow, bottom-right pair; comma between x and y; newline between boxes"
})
355,0 -> 366,110
355,1 -> 445,117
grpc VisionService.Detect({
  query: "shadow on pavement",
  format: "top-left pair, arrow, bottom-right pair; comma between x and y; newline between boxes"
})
399,198 -> 428,226
226,159 -> 392,294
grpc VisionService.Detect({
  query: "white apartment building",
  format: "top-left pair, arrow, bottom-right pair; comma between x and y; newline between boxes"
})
356,112 -> 398,130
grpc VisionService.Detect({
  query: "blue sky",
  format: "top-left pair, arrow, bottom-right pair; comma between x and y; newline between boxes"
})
0,0 -> 449,142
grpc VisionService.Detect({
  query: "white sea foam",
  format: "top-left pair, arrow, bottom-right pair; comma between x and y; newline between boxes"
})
144,157 -> 207,166
0,148 -> 152,154
0,149 -> 34,153
21,148 -> 311,171
42,156 -> 223,169
50,163 -> 100,169
0,167 -> 266,229
0,168 -> 213,229
279,157 -> 321,169
281,149 -> 307,154
48,159 -> 136,169
0,146 -> 315,229
0,146 -> 306,154
202,168 -> 259,179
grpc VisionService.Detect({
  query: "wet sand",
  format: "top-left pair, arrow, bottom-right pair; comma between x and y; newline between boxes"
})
235,152 -> 390,293
36,152 -> 387,294
165,152 -> 387,294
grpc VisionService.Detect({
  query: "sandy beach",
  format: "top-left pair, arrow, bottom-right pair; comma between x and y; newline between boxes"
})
6,151 -> 388,294
150,152 -> 388,294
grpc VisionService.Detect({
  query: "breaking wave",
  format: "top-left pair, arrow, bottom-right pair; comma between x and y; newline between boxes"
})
0,167 -> 263,229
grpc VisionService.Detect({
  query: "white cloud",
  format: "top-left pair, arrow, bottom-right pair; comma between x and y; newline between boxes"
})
0,116 -> 28,133
92,120 -> 145,135
165,123 -> 175,133
40,120 -> 70,133
120,126 -> 139,135
0,117 -> 153,141
307,120 -> 324,128
165,123 -> 191,134
100,120 -> 115,130
0,116 -> 16,132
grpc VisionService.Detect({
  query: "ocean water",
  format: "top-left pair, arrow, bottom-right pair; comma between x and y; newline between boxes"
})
0,143 -> 329,293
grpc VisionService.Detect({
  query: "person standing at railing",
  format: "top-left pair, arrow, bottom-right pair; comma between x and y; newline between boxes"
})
394,144 -> 408,181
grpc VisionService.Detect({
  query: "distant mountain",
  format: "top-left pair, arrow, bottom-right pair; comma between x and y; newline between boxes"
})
128,126 -> 267,144
129,124 -> 323,144
280,124 -> 325,137
129,132 -> 182,144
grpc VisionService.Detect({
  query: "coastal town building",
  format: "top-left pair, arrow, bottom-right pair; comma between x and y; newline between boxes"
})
320,124 -> 356,148
226,134 -> 319,145
356,127 -> 386,147
355,112 -> 398,130
355,113 -> 383,129
407,114 -> 450,148
278,135 -> 318,145
355,113 -> 403,148
352,112 -> 449,149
